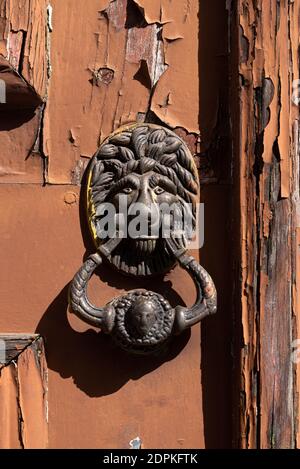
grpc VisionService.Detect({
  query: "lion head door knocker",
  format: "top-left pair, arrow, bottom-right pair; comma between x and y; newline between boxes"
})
69,124 -> 217,355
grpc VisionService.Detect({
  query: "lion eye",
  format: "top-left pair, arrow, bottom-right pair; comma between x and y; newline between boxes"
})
122,187 -> 133,194
154,186 -> 165,195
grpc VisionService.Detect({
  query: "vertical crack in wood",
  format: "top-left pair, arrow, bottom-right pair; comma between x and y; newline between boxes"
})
13,362 -> 25,449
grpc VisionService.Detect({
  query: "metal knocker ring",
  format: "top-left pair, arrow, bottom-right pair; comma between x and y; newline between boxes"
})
68,124 -> 217,355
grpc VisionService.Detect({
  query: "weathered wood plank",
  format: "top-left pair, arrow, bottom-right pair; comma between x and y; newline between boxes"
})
0,0 -> 48,184
0,333 -> 38,364
0,0 -> 49,99
237,0 -> 300,448
0,363 -> 23,448
0,335 -> 48,448
17,338 -> 48,448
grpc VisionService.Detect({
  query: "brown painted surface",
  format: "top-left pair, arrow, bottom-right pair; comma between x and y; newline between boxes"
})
0,184 -> 203,448
237,0 -> 300,449
0,335 -> 48,448
45,0 -> 200,183
0,0 -> 235,449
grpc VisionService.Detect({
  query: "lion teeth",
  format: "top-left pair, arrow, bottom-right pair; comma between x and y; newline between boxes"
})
134,239 -> 157,253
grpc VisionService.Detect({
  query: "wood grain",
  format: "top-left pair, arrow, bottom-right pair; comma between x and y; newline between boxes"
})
237,0 -> 300,449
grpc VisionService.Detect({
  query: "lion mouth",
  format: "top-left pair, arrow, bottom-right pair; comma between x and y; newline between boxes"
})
107,237 -> 175,276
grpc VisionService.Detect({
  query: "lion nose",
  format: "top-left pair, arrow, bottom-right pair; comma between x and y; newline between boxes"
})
128,189 -> 160,235
128,204 -> 159,228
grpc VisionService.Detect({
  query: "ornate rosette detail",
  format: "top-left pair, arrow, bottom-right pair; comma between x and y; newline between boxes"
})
110,291 -> 175,355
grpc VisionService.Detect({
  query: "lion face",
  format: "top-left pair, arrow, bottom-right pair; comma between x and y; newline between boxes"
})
126,297 -> 159,336
87,124 -> 199,276
108,170 -> 179,252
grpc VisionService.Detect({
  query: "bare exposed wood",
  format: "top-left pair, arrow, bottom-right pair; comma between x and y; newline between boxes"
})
0,333 -> 39,364
237,0 -> 300,449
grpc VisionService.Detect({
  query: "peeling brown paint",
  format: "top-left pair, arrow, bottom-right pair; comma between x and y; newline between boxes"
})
1,0 -> 200,184
0,0 -> 49,99
0,0 -> 49,184
43,0 -> 199,183
0,0 -> 250,449
150,1 -> 199,133
90,67 -> 115,86
70,158 -> 87,185
237,0 -> 300,449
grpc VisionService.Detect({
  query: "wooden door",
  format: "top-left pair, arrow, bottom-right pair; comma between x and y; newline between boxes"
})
2,0 -> 298,450
1,0 -> 229,449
